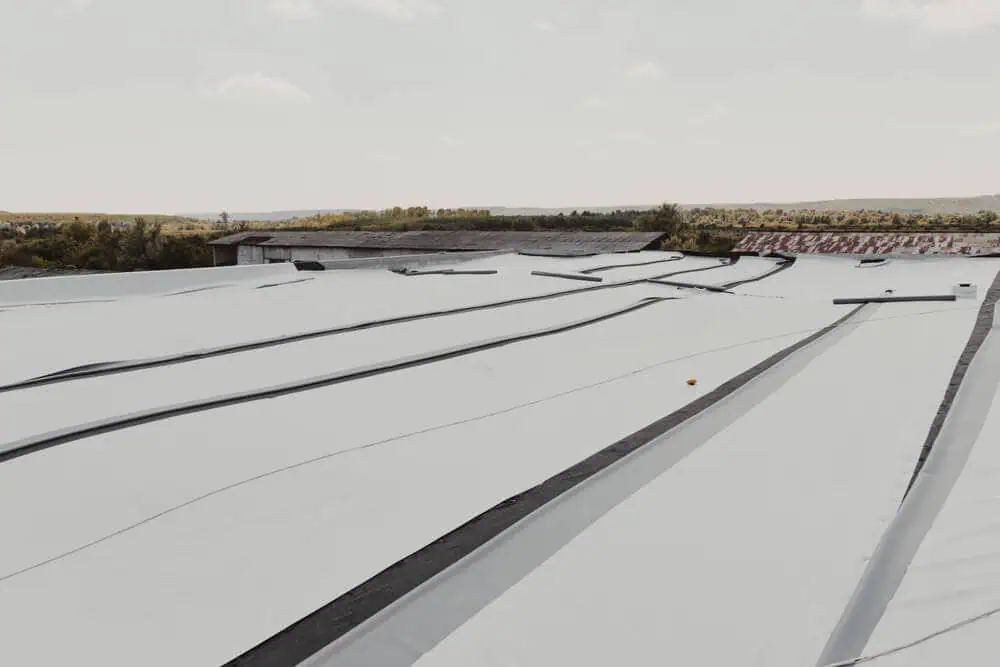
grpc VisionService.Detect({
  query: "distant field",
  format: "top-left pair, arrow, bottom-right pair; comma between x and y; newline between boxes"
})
4,193 -> 1000,237
0,212 -> 199,225
0,212 -> 215,236
696,195 -> 1000,216
179,195 -> 1000,221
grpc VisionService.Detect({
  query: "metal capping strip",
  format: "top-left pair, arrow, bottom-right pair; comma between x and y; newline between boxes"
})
0,261 -> 730,395
0,298 -> 674,464
832,295 -> 957,305
815,267 -> 1000,667
223,303 -> 868,667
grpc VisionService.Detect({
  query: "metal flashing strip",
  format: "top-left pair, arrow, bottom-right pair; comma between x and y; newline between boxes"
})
832,295 -> 956,305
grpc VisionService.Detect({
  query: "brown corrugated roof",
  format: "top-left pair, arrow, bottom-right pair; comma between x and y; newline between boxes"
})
734,232 -> 1000,256
208,231 -> 666,254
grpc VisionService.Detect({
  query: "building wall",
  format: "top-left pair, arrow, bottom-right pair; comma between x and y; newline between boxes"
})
237,245 -> 265,264
234,245 -> 442,265
212,246 -> 238,266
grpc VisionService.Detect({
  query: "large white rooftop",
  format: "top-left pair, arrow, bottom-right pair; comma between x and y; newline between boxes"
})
1,250 -> 999,667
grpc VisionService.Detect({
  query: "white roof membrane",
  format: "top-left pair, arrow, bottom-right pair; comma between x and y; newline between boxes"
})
2,252 -> 999,667
410,300 -> 983,667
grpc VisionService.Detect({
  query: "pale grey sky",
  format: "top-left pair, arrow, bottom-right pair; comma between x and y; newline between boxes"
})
0,0 -> 997,213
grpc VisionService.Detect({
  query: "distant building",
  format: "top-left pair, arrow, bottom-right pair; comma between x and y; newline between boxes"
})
208,231 -> 667,266
735,231 -> 1000,257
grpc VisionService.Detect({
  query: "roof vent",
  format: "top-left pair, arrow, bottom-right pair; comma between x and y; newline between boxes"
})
954,283 -> 978,299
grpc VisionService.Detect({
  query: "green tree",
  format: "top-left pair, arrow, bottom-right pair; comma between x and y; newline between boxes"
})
633,203 -> 687,237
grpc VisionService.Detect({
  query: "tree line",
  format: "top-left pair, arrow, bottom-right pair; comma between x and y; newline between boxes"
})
0,219 -> 219,271
3,204 -> 999,272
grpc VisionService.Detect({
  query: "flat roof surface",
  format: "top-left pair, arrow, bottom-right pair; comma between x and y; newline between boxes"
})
2,252 -> 1000,666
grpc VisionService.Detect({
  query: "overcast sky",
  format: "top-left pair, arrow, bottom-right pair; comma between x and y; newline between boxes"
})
0,0 -> 998,213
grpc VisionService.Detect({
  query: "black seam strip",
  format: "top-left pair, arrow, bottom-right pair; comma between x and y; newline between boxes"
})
579,256 -> 682,274
257,278 -> 317,290
647,280 -> 733,293
721,256 -> 797,289
530,271 -> 605,283
223,303 -> 866,667
0,299 -> 674,465
391,270 -> 500,276
903,270 -> 1000,497
0,264 -> 721,395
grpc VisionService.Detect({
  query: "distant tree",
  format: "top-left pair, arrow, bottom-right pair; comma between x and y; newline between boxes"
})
633,203 -> 686,237
219,211 -> 230,226
977,209 -> 998,225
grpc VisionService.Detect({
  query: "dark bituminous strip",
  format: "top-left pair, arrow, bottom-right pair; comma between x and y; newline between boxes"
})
647,257 -> 791,293
0,298 -> 116,309
516,250 -> 598,258
0,262 -> 716,395
257,278 -> 317,289
906,271 -> 1000,495
32,361 -> 123,380
815,267 -> 1000,667
0,298 -> 673,464
390,269 -> 499,277
647,280 -> 733,293
530,271 -> 605,283
224,304 -> 868,667
721,256 -> 796,289
163,285 -> 232,297
833,295 -> 956,305
579,256 -> 682,274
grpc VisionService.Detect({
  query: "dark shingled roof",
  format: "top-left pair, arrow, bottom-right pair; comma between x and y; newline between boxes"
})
208,231 -> 666,254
